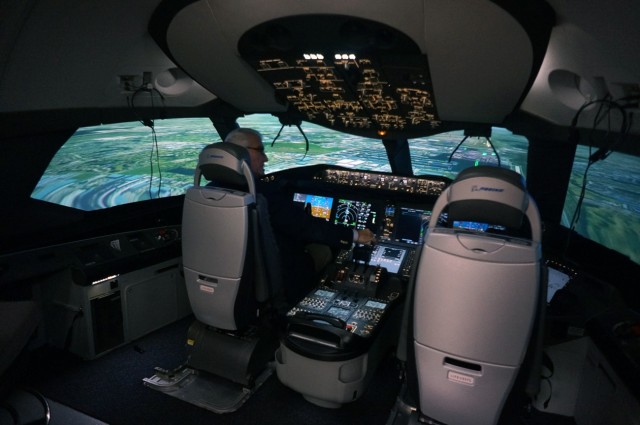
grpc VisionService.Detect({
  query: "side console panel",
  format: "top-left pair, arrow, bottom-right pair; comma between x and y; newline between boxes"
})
1,225 -> 189,360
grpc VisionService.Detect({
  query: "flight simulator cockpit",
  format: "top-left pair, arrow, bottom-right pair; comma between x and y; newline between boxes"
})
144,163 -> 453,412
275,164 -> 543,417
275,187 -> 441,407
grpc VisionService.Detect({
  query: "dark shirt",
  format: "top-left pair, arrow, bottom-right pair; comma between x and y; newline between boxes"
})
257,180 -> 353,249
257,180 -> 353,304
205,178 -> 353,306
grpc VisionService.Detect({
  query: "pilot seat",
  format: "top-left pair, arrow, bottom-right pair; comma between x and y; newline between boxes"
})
395,165 -> 546,425
143,142 -> 284,413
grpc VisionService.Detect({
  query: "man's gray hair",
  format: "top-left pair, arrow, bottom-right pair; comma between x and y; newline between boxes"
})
224,128 -> 263,147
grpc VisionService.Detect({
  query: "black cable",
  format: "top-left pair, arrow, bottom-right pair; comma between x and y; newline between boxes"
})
447,135 -> 501,167
562,96 -> 629,258
296,123 -> 310,158
127,85 -> 165,125
567,158 -> 592,236
148,124 -> 162,199
570,96 -> 628,164
127,84 -> 166,199
148,91 -> 162,199
271,124 -> 285,146
485,137 -> 501,167
567,99 -> 608,233
447,135 -> 468,163
271,123 -> 310,158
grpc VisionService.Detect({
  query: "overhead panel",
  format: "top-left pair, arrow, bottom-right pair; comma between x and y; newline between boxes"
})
238,15 -> 439,137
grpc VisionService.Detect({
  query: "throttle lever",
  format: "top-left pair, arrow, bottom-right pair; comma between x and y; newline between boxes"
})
294,312 -> 346,329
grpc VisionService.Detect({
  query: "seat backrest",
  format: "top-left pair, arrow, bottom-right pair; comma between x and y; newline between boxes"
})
411,165 -> 545,425
182,142 -> 267,331
428,165 -> 541,241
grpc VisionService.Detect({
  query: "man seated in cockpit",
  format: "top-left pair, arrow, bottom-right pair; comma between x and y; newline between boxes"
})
224,128 -> 375,305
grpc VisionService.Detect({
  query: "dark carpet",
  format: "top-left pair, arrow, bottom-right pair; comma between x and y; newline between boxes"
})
21,316 -> 403,425
19,315 -> 577,425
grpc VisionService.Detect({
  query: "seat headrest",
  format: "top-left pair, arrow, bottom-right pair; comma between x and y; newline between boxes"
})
194,142 -> 255,194
446,166 -> 529,229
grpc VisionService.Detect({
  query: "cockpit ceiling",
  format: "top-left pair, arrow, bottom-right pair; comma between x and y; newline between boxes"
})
154,0 -> 554,138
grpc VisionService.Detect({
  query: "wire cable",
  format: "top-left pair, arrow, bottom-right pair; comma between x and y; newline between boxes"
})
271,122 -> 310,158
447,135 -> 468,163
127,84 -> 166,199
562,96 -> 629,258
148,124 -> 162,199
447,135 -> 501,167
486,136 -> 501,167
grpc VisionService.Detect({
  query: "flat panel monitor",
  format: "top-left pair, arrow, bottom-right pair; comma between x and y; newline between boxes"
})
293,193 -> 333,220
395,206 -> 431,245
333,198 -> 377,230
452,220 -> 507,233
546,261 -> 576,303
368,243 -> 407,274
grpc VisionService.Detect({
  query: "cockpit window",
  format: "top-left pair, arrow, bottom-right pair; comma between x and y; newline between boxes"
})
409,127 -> 529,179
32,116 -> 528,212
31,118 -> 213,211
31,115 -> 390,211
240,116 -> 529,179
563,146 -> 640,265
237,114 -> 390,173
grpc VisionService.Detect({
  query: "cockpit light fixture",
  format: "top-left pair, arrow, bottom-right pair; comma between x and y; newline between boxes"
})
92,274 -> 120,286
335,53 -> 357,60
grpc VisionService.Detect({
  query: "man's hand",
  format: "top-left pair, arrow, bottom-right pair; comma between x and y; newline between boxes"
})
356,228 -> 376,245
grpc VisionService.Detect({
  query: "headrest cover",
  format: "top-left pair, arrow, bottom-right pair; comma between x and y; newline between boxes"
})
446,166 -> 528,228
454,165 -> 525,190
195,142 -> 253,191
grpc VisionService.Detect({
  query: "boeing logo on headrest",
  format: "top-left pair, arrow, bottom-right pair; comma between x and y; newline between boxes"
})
471,185 -> 504,193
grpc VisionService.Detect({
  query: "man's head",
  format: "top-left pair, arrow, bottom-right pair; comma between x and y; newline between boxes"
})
224,128 -> 268,177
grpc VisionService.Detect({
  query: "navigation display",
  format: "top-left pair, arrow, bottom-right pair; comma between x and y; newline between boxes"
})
395,207 -> 431,244
364,300 -> 387,309
293,193 -> 333,220
546,260 -> 577,303
368,244 -> 407,274
326,307 -> 351,322
547,267 -> 571,303
333,198 -> 376,230
453,220 -> 489,232
452,220 -> 506,233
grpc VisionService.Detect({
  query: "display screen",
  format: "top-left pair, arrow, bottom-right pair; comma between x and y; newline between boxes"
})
333,198 -> 376,230
293,193 -> 333,220
368,243 -> 407,274
314,289 -> 336,300
546,261 -> 576,303
326,307 -> 352,322
452,220 -> 506,233
453,220 -> 489,232
395,207 -> 431,244
364,300 -> 387,309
